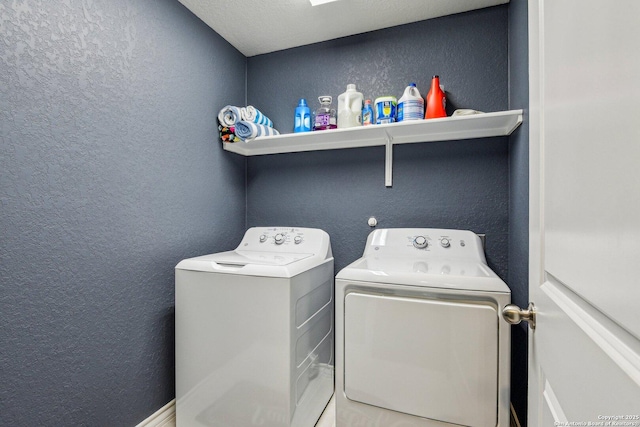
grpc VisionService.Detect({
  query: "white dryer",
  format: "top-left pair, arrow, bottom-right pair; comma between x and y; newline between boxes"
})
335,228 -> 511,427
175,227 -> 334,427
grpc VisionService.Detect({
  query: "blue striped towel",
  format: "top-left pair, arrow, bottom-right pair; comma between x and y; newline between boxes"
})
241,106 -> 273,128
217,105 -> 242,127
235,121 -> 280,141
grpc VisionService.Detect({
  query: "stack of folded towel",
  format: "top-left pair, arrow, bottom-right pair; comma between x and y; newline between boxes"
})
217,105 -> 280,142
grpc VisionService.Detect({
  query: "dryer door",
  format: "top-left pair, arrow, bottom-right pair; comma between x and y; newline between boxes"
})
344,292 -> 498,427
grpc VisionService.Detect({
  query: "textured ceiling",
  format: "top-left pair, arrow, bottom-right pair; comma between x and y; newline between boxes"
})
178,0 -> 509,57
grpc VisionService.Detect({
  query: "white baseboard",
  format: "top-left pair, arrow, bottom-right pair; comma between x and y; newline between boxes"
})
136,399 -> 176,427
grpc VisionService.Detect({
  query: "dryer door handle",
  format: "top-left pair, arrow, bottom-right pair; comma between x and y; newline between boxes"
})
502,303 -> 536,330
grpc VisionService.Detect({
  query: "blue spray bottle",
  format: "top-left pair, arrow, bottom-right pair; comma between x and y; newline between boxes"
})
294,98 -> 311,133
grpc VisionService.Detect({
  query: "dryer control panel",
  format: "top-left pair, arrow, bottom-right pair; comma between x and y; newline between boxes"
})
363,228 -> 486,262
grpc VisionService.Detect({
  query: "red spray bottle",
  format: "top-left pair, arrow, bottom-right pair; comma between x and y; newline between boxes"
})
425,75 -> 447,119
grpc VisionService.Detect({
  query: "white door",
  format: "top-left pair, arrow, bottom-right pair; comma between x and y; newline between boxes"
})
528,0 -> 640,425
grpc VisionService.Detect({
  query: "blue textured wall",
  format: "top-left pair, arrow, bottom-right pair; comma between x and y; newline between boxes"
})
246,6 -> 510,278
508,0 -> 530,424
0,0 -> 246,425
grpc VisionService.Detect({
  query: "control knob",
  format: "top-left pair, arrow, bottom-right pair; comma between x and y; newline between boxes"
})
259,235 -> 267,243
274,233 -> 285,245
413,236 -> 428,249
440,238 -> 451,248
294,236 -> 302,244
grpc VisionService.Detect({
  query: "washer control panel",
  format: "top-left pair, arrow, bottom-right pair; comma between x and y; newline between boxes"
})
237,227 -> 333,256
365,228 -> 486,262
412,236 -> 428,249
255,228 -> 305,246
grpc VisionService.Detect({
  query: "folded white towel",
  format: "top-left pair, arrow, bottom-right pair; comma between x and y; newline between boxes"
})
235,121 -> 280,141
217,105 -> 242,127
241,106 -> 273,128
452,109 -> 484,116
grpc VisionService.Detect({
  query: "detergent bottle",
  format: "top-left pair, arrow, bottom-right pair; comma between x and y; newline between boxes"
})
362,100 -> 374,126
425,75 -> 447,119
294,98 -> 311,133
337,84 -> 364,128
397,83 -> 424,122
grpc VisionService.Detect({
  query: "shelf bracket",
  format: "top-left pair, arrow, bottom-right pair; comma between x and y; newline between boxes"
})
384,132 -> 393,187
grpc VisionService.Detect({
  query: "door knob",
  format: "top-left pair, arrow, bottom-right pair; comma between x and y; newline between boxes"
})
502,302 -> 536,330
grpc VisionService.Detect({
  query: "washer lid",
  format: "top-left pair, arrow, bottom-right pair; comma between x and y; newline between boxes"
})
175,249 -> 326,278
179,250 -> 313,268
211,250 -> 314,266
336,256 -> 510,293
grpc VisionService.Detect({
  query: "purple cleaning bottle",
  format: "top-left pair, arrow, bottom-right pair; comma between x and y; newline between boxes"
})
313,96 -> 337,131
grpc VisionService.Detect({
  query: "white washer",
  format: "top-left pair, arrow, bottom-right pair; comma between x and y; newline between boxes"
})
335,228 -> 511,427
175,227 -> 334,427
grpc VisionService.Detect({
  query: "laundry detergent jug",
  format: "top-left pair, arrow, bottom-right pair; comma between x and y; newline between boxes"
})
337,84 -> 364,129
294,98 -> 311,133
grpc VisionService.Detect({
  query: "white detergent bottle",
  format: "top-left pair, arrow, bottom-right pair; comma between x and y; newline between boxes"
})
397,82 -> 424,122
337,84 -> 364,129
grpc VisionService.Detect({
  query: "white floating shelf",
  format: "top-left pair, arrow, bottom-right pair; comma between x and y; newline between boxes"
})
223,109 -> 523,187
223,109 -> 523,156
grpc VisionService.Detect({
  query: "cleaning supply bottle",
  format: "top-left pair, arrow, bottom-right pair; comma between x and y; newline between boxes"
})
425,75 -> 447,119
313,96 -> 337,131
294,98 -> 311,133
337,84 -> 364,128
362,100 -> 374,126
397,83 -> 424,122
